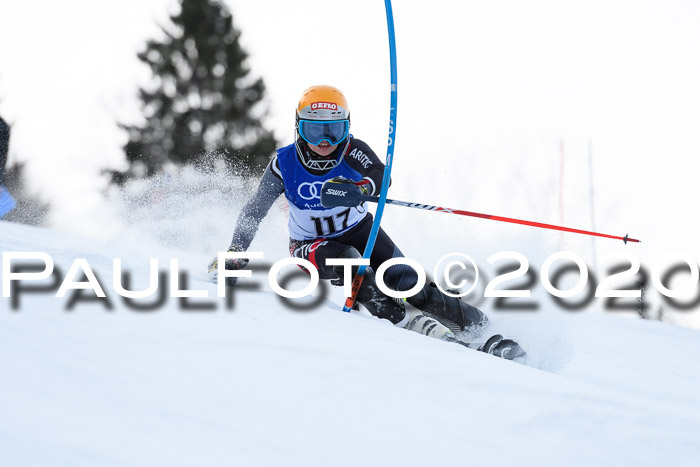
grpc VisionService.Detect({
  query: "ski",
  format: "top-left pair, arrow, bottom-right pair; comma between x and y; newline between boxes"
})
452,334 -> 527,361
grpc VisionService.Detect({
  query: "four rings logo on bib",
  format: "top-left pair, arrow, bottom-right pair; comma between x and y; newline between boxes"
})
298,181 -> 326,200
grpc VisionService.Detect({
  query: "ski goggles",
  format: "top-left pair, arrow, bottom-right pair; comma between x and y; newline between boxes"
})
298,120 -> 349,146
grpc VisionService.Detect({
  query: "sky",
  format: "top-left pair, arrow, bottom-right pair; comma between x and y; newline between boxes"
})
1,1 -> 700,322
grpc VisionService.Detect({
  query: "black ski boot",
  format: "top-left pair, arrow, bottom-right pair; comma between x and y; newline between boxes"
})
331,248 -> 406,325
406,282 -> 489,342
331,249 -> 455,341
352,272 -> 459,341
353,267 -> 407,324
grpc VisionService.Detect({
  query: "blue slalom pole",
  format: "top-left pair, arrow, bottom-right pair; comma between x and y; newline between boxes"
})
343,0 -> 398,312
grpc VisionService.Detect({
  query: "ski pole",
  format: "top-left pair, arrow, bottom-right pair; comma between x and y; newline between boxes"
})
321,181 -> 641,244
341,0 -> 399,313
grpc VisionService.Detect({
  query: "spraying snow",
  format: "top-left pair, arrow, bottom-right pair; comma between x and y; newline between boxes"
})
2,171 -> 700,465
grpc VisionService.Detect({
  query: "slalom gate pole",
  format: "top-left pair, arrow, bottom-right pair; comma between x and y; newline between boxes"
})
356,195 -> 641,244
343,0 -> 398,312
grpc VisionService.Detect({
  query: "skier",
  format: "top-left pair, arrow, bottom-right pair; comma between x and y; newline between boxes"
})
0,115 -> 8,186
0,114 -> 17,219
209,85 -> 523,359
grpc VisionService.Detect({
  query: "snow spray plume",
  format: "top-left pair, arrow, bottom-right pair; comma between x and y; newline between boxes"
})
108,160 -> 260,254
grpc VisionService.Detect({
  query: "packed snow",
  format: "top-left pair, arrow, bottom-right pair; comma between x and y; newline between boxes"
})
2,171 -> 699,467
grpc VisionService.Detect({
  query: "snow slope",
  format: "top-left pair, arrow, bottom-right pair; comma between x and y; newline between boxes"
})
2,219 -> 700,467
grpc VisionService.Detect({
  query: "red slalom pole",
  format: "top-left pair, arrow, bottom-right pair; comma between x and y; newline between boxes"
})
371,196 -> 641,244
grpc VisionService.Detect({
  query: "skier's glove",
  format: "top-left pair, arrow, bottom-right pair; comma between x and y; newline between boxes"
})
207,246 -> 249,286
329,176 -> 371,195
354,178 -> 372,196
321,177 -> 372,208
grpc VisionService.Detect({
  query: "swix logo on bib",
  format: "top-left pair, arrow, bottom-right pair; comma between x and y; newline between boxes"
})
276,143 -> 367,240
311,102 -> 337,111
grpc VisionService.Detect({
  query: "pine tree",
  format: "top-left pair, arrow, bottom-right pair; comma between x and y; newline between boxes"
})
118,0 -> 277,181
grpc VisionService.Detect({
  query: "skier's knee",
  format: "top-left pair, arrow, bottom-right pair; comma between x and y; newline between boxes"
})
330,246 -> 362,286
338,246 -> 362,260
382,246 -> 420,292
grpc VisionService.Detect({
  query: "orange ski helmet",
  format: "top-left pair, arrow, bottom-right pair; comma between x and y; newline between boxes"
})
295,85 -> 351,170
296,85 -> 350,121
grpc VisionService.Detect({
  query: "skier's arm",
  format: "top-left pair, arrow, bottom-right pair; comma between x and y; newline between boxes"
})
207,158 -> 283,284
343,137 -> 388,195
229,157 -> 285,251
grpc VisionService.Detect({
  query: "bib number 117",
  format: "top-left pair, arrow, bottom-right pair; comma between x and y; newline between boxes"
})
311,208 -> 351,236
